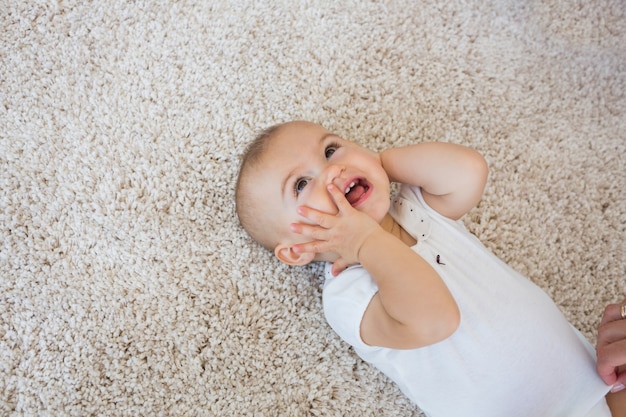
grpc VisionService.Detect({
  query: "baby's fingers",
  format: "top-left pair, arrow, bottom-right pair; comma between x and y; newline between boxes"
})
290,221 -> 329,241
292,239 -> 330,256
327,184 -> 352,212
296,205 -> 337,229
331,257 -> 353,276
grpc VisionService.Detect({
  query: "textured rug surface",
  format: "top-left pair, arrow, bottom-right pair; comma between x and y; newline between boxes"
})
1,1 -> 625,415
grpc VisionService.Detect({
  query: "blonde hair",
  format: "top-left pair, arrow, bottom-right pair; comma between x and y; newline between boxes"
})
235,123 -> 284,250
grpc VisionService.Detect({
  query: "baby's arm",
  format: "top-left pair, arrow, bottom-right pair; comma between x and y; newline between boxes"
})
381,142 -> 488,220
292,184 -> 460,349
359,143 -> 486,348
292,143 -> 485,349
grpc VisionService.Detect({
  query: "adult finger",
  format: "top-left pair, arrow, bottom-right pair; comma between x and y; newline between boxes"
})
600,297 -> 626,327
597,338 -> 626,386
597,318 -> 626,347
614,368 -> 626,392
597,299 -> 626,386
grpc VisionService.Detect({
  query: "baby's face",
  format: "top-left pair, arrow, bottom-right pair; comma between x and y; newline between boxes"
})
252,121 -> 391,255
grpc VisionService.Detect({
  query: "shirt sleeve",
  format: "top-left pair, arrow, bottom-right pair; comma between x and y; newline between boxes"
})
404,184 -> 469,232
322,263 -> 379,350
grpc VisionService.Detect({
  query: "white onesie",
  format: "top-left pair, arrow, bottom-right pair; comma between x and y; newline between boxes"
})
323,185 -> 611,417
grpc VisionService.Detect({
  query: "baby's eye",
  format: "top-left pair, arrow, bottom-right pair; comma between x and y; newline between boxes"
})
294,177 -> 309,195
325,142 -> 340,159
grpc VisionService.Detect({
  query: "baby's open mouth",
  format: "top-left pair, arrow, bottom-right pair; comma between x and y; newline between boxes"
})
344,179 -> 370,205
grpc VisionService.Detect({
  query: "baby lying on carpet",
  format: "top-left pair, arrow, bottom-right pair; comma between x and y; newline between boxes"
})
235,120 -> 624,416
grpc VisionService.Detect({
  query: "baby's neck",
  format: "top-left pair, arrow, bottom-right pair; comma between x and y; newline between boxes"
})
380,214 -> 417,247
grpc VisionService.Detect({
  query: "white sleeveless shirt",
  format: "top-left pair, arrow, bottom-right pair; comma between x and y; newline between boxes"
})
323,185 -> 611,417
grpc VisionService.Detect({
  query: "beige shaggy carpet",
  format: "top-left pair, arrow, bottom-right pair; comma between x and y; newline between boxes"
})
1,1 -> 625,416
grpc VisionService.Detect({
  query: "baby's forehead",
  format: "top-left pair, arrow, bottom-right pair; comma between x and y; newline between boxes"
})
247,146 -> 288,186
260,133 -> 313,161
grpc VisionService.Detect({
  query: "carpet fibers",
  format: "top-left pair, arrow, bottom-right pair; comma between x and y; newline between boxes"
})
1,1 -> 625,416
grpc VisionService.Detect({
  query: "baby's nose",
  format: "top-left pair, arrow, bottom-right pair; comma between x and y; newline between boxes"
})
324,164 -> 345,185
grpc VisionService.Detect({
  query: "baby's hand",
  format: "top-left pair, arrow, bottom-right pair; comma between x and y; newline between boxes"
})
290,184 -> 383,275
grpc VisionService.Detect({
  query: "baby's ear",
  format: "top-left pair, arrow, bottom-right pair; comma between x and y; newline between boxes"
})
274,243 -> 315,266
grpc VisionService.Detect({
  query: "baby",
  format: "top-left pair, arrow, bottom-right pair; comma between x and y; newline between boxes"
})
235,120 -> 622,416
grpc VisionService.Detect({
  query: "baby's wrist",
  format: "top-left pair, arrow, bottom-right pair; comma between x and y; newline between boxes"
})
356,228 -> 388,263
